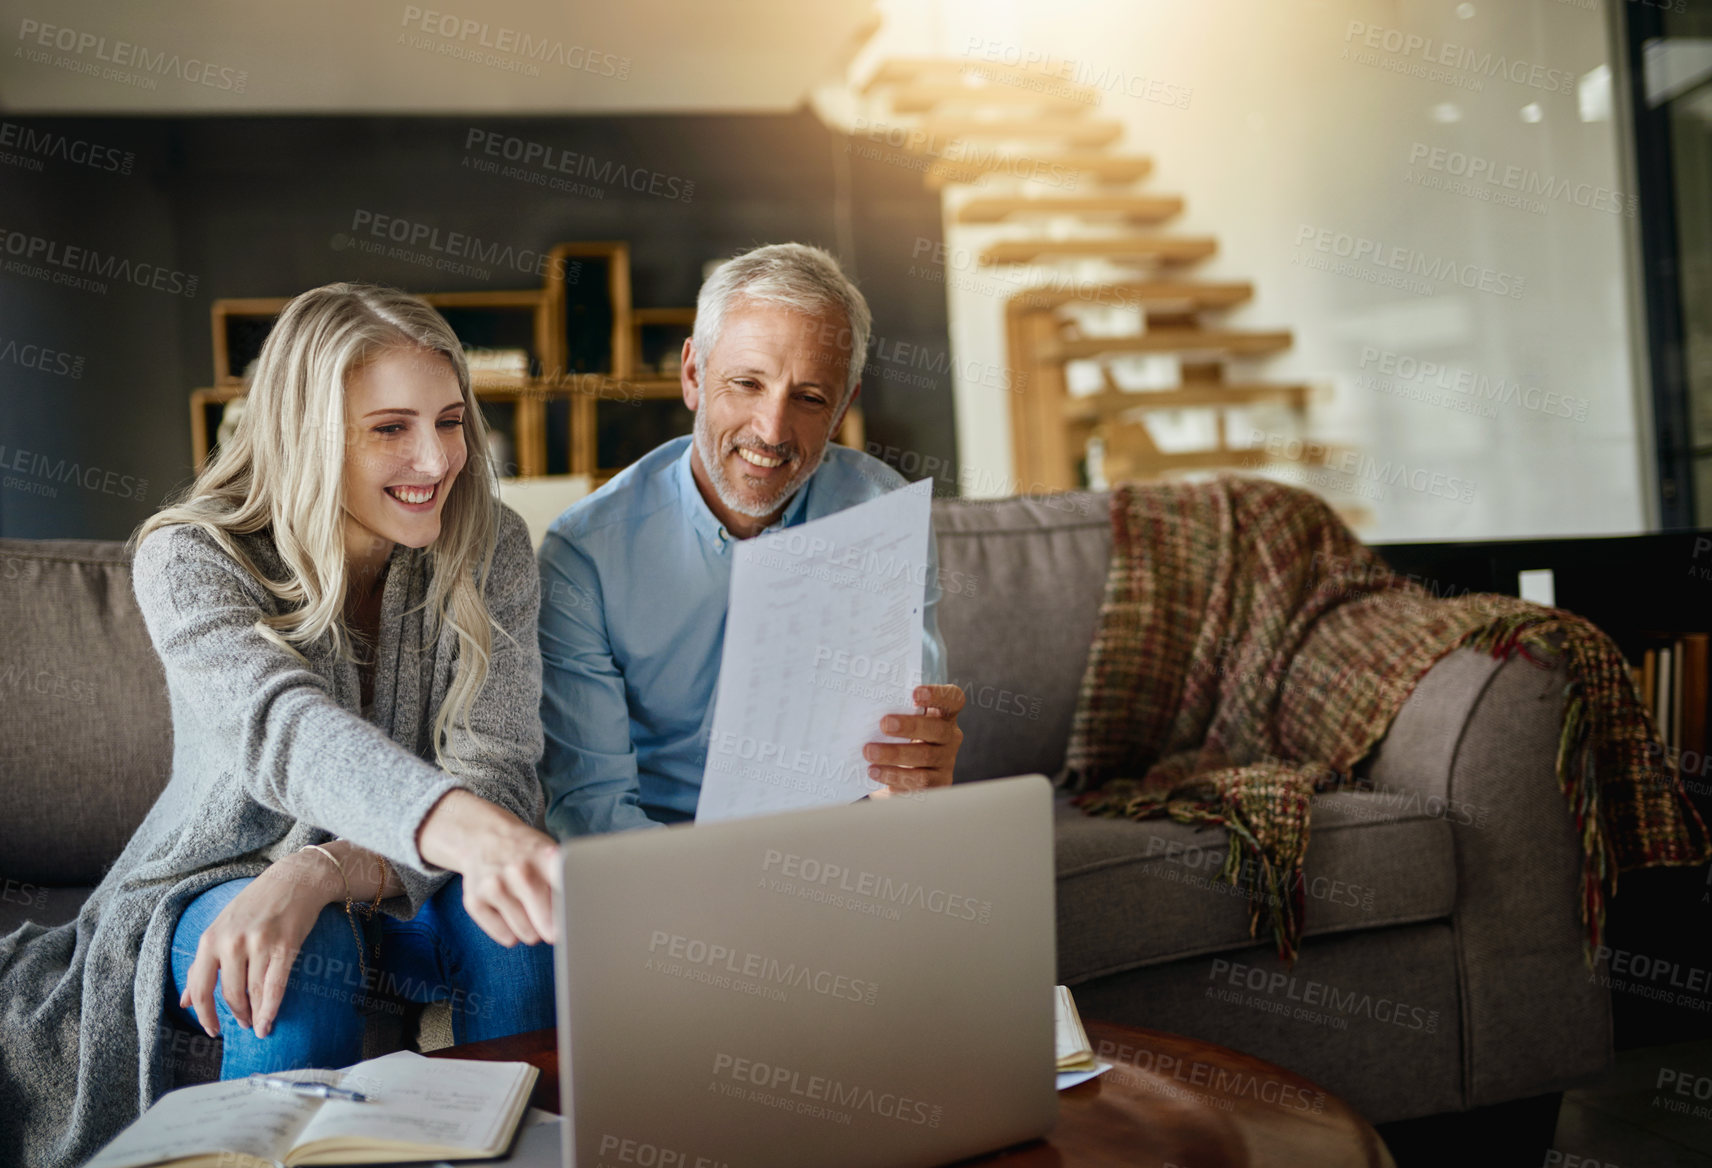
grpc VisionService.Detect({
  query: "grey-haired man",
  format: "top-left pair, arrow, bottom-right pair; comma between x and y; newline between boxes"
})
537,243 -> 965,838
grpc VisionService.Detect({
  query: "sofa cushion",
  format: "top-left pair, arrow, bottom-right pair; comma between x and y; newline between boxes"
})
931,494 -> 1110,783
1054,791 -> 1457,984
0,539 -> 173,885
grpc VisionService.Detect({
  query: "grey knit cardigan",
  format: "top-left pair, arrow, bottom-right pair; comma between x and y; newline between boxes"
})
0,504 -> 545,1168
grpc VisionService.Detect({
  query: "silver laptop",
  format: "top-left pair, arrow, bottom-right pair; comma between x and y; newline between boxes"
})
555,774 -> 1059,1168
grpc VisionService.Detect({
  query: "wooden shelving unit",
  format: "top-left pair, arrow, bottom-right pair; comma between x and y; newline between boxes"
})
207,290 -> 553,388
631,306 -> 697,376
189,243 -> 865,483
188,383 -> 246,472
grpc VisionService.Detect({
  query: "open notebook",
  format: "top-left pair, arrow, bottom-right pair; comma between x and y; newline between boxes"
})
86,1051 -> 537,1168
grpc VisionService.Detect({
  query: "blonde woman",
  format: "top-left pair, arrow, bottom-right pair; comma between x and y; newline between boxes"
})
0,284 -> 559,1168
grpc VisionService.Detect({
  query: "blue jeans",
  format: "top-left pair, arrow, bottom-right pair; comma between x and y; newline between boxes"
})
165,875 -> 555,1078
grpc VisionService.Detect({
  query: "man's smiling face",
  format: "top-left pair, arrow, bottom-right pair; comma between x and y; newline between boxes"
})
683,300 -> 854,537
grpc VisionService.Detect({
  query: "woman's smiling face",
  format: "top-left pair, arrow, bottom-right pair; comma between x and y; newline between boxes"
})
341,346 -> 468,562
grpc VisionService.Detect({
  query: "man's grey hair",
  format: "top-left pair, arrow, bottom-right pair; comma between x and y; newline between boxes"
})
692,242 -> 872,403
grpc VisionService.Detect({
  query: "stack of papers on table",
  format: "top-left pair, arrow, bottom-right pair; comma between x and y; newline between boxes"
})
1055,984 -> 1094,1071
1055,985 -> 1111,1090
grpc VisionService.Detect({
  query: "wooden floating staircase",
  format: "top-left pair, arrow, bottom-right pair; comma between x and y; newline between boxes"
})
858,56 -> 1343,507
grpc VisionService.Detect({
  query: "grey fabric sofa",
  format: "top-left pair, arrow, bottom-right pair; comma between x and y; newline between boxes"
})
0,492 -> 1608,1125
933,493 -> 1607,1124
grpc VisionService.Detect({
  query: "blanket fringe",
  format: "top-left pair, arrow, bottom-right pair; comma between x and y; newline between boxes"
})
1458,614 -> 1616,962
1073,783 -> 1309,964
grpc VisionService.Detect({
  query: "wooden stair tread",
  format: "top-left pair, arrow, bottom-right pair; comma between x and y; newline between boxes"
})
862,58 -> 970,89
1007,280 -> 1253,312
862,58 -> 1097,102
1045,327 -> 1292,359
1103,446 -> 1273,473
981,236 -> 1217,266
957,195 -> 1184,223
889,82 -> 1093,113
1104,424 -> 1348,468
1064,384 -> 1310,419
916,118 -> 1123,147
1102,449 -> 1351,475
1032,153 -> 1153,179
925,153 -> 1153,186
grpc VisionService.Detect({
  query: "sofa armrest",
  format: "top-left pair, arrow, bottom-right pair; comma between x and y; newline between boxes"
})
1367,646 -> 1611,1108
1363,648 -> 1502,802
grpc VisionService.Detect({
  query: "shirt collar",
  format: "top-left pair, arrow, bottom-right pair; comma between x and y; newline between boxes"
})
673,437 -> 820,549
673,441 -> 726,548
770,465 -> 816,531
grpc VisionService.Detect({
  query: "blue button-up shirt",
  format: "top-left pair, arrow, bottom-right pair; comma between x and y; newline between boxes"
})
537,436 -> 948,837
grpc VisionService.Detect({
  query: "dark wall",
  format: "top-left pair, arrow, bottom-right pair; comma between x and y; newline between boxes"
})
0,110 -> 954,539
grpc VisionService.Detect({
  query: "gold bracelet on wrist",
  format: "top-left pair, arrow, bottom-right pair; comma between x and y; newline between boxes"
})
301,843 -> 369,985
368,855 -> 387,973
361,854 -> 390,920
343,850 -> 387,979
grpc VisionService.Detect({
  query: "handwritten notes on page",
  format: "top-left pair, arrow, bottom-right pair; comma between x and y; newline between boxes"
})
83,1078 -> 320,1168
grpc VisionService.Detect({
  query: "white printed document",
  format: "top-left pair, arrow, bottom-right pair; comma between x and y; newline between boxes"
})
696,478 -> 934,823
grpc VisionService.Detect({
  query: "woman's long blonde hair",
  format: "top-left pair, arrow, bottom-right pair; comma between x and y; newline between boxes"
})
134,283 -> 501,769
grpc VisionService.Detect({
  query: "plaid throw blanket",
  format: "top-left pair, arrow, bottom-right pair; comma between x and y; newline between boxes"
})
1061,477 -> 1709,962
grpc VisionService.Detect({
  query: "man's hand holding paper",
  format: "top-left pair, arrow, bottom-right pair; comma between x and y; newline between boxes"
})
866,683 -> 966,795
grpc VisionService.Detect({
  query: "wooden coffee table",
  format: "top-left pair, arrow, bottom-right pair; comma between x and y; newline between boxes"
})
431,1019 -> 1393,1167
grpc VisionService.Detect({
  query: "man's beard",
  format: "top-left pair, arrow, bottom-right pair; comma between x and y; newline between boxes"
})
692,407 -> 820,521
